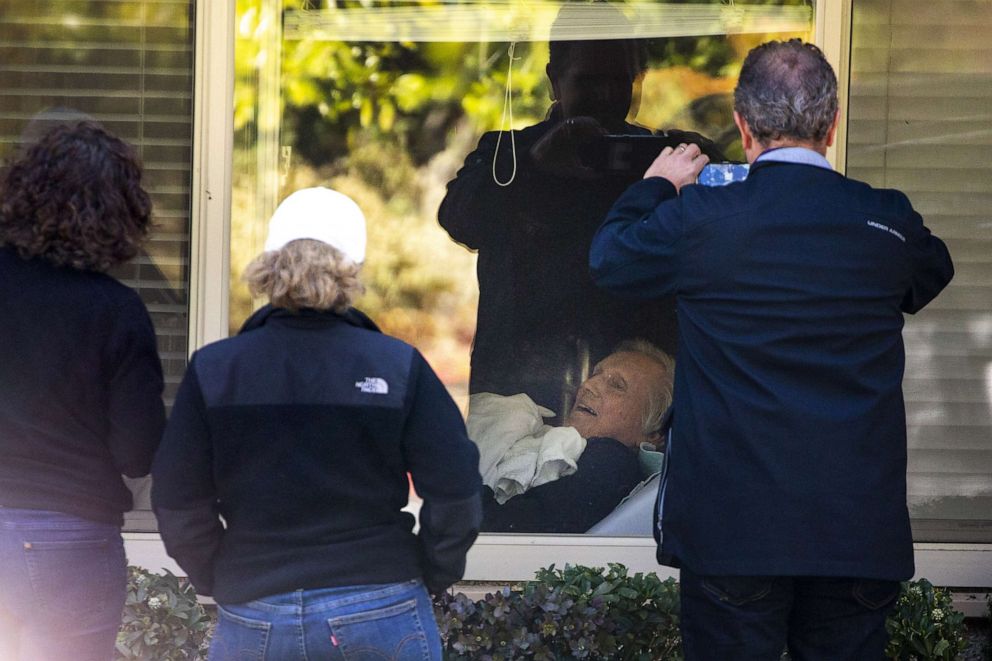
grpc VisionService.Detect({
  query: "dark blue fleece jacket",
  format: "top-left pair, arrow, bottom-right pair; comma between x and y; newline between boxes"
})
151,305 -> 481,603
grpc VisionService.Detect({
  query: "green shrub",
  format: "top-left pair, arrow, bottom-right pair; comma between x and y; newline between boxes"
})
107,566 -> 970,661
984,593 -> 992,661
435,563 -> 682,660
885,578 -> 967,660
115,566 -> 213,660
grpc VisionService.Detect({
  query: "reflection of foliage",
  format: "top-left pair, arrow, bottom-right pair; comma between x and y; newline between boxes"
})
235,0 -> 810,166
232,0 -> 811,389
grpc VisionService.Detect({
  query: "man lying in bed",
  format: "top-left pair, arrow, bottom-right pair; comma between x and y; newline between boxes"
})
478,339 -> 673,533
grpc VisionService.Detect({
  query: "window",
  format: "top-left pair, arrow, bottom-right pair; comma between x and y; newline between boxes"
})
848,0 -> 992,543
232,0 -> 813,537
0,0 -> 196,530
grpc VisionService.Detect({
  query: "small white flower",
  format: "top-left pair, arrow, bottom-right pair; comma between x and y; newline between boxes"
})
134,575 -> 148,585
147,596 -> 164,610
931,608 -> 944,621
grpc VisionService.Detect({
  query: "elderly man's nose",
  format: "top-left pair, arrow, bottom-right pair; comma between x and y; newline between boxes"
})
582,378 -> 602,397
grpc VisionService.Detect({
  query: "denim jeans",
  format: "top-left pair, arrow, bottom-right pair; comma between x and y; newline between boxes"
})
679,567 -> 900,661
210,579 -> 443,661
0,507 -> 127,661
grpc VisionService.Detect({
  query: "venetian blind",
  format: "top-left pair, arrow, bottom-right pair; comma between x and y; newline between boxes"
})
847,0 -> 992,542
0,0 -> 196,526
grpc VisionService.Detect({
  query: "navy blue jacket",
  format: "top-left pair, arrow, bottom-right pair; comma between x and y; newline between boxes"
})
151,306 -> 482,603
0,247 -> 165,525
590,162 -> 953,580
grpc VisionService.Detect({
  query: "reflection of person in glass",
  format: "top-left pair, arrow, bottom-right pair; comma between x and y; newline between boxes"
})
479,340 -> 673,534
439,7 -> 719,421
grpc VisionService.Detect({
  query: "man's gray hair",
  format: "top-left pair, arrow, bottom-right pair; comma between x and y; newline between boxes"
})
614,339 -> 675,437
733,39 -> 838,145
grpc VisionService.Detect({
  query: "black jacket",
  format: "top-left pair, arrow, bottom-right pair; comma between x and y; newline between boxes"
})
151,305 -> 482,603
0,247 -> 165,525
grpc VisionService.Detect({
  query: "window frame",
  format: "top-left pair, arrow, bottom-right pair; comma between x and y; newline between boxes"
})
162,0 -> 992,589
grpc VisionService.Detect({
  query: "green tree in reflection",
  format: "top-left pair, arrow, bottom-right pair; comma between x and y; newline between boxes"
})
231,0 -> 809,381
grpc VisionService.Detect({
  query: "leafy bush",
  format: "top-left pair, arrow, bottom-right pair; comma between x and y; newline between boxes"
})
116,566 -> 213,660
885,578 -> 967,660
107,566 -> 971,661
984,594 -> 992,661
435,563 -> 681,660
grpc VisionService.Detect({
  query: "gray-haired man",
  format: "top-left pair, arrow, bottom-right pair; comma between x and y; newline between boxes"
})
590,39 -> 953,660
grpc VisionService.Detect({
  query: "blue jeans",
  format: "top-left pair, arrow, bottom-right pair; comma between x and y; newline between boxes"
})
210,579 -> 443,661
0,508 -> 126,661
679,567 -> 900,661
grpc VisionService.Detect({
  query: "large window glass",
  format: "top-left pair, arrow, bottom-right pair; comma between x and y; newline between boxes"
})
232,0 -> 812,536
848,0 -> 992,542
0,0 -> 195,530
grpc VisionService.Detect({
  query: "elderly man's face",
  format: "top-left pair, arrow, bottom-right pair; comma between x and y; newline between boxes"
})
564,351 -> 665,449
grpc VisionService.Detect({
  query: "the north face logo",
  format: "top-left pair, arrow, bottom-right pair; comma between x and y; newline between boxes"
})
355,377 -> 389,394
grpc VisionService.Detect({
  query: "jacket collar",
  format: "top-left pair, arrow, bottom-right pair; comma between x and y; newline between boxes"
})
238,304 -> 381,335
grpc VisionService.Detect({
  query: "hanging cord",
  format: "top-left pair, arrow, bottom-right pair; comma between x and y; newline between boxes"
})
492,42 -> 519,187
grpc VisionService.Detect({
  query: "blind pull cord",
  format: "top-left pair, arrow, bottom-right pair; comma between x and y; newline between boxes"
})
492,41 -> 519,187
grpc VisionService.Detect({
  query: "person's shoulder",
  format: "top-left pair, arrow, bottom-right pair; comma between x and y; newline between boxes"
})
679,177 -> 750,223
188,333 -> 245,368
343,313 -> 417,357
364,329 -> 420,364
63,261 -> 149,318
98,272 -> 148,311
475,120 -> 551,148
839,175 -> 917,221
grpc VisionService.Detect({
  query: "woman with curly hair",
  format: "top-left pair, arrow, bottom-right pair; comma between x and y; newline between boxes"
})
0,121 -> 166,661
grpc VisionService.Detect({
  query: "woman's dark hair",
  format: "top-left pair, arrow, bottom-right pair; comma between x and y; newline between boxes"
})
0,121 -> 152,272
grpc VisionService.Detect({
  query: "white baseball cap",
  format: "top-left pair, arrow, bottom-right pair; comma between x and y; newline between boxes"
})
263,187 -> 366,264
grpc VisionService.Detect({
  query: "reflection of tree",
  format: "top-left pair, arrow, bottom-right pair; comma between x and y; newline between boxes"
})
231,0 -> 810,388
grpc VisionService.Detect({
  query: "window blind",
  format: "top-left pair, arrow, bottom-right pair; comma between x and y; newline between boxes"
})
848,0 -> 992,542
0,0 -> 196,527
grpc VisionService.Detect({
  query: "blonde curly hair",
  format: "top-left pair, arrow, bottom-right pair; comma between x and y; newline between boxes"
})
243,239 -> 363,313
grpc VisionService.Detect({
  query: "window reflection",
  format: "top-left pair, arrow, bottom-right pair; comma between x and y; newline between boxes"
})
231,0 -> 812,535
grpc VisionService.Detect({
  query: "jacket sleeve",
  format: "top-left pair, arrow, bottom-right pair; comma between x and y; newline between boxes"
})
589,176 -> 684,298
437,131 -> 514,250
106,294 -> 166,478
401,352 -> 482,594
150,358 -> 223,596
900,201 -> 954,313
